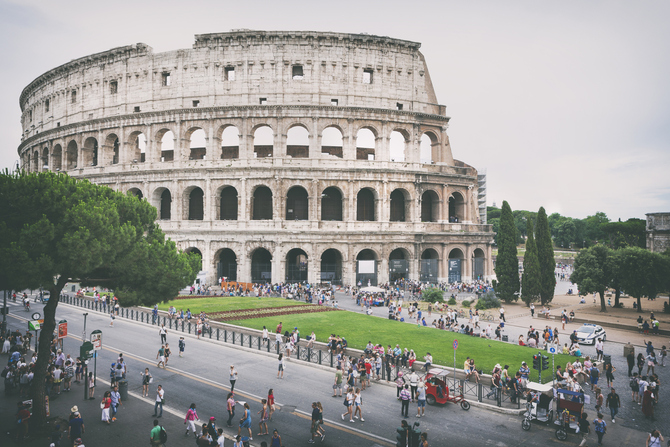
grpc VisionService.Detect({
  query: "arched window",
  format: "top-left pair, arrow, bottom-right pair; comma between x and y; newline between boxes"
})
217,249 -> 237,281
356,128 -> 375,160
473,248 -> 485,280
219,187 -> 238,220
286,248 -> 308,282
321,187 -> 342,221
389,131 -> 406,162
252,186 -> 273,220
41,148 -> 49,170
160,130 -> 175,162
390,189 -> 406,222
421,190 -> 439,222
128,188 -> 143,200
83,137 -> 98,167
448,248 -> 464,283
389,248 -> 409,282
420,249 -> 439,283
188,187 -> 204,220
189,129 -> 207,160
254,126 -> 273,158
356,249 -> 378,286
321,249 -> 342,284
286,187 -> 308,220
130,132 -> 146,163
221,126 -> 239,159
321,127 -> 343,158
66,141 -> 78,170
286,126 -> 309,158
52,145 -> 62,171
251,248 -> 272,283
160,189 -> 172,220
420,134 -> 434,164
449,192 -> 465,223
357,188 -> 375,221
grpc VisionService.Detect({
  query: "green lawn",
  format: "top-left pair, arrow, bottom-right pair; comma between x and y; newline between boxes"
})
159,296 -> 570,382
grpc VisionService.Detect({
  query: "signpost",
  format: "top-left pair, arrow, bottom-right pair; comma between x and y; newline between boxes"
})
90,330 -> 102,386
453,339 -> 458,389
28,314 -> 41,352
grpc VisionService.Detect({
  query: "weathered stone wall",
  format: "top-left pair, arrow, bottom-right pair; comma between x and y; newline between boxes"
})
646,212 -> 670,253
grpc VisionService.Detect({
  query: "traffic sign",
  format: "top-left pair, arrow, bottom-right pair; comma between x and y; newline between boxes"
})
58,320 -> 68,339
453,340 -> 459,350
28,320 -> 40,331
547,344 -> 557,354
31,312 -> 41,320
91,330 -> 102,351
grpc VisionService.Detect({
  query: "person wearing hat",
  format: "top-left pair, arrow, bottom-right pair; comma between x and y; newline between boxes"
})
68,410 -> 85,445
207,416 -> 219,443
519,362 -> 530,388
73,438 -> 85,446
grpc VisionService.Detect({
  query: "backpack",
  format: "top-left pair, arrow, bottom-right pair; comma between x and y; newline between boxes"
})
159,426 -> 168,443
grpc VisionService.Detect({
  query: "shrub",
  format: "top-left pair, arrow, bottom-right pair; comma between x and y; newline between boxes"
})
447,297 -> 457,305
475,291 -> 501,310
421,288 -> 444,303
461,300 -> 470,307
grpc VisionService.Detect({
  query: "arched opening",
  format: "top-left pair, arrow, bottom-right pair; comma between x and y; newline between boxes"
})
320,249 -> 342,285
189,128 -> 207,160
83,137 -> 98,167
356,249 -> 378,286
473,248 -> 485,280
252,186 -> 273,220
357,188 -> 376,221
154,188 -> 171,220
127,188 -> 143,200
185,247 -> 203,276
286,126 -> 309,158
130,132 -> 146,163
66,140 -> 78,170
389,131 -> 406,162
286,186 -> 308,220
52,144 -> 62,171
251,248 -> 272,283
420,249 -> 439,283
321,126 -> 343,158
219,186 -> 238,220
321,187 -> 342,221
159,130 -> 175,162
420,133 -> 435,164
103,134 -> 120,165
356,128 -> 376,160
220,126 -> 239,159
185,187 -> 204,220
41,148 -> 49,170
390,189 -> 407,222
286,248 -> 308,282
448,248 -> 464,283
389,248 -> 409,282
217,248 -> 237,281
31,151 -> 38,172
449,192 -> 465,223
253,126 -> 273,158
421,190 -> 439,222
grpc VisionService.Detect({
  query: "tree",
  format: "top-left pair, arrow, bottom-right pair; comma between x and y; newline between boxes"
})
0,171 -> 200,429
583,212 -> 610,245
570,245 -> 614,312
521,219 -> 541,306
601,218 -> 646,249
422,288 -> 444,303
616,246 -> 666,313
494,201 -> 520,302
535,207 -> 556,305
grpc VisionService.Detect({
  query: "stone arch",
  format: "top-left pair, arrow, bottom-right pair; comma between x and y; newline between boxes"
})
104,133 -> 120,165
286,248 -> 308,282
128,131 -> 147,163
41,147 -> 49,170
389,247 -> 411,281
157,129 -> 175,162
82,136 -> 98,167
421,189 -> 440,222
390,188 -> 411,222
251,247 -> 273,283
356,127 -> 376,160
389,130 -> 408,162
321,186 -> 343,221
321,126 -> 343,158
356,248 -> 379,286
187,127 -> 207,160
252,185 -> 273,220
286,124 -> 310,158
52,144 -> 62,171
184,247 -> 204,273
217,185 -> 238,220
356,187 -> 378,221
152,187 -> 172,220
66,140 -> 78,170
127,187 -> 144,200
215,248 -> 238,281
253,125 -> 274,158
420,248 -> 440,283
448,247 -> 465,283
183,185 -> 205,220
420,132 -> 439,164
31,150 -> 38,172
219,125 -> 240,159
472,247 -> 486,280
286,185 -> 309,220
320,248 -> 343,285
449,191 -> 466,223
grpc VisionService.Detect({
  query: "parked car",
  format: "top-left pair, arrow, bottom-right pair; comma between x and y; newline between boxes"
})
574,323 -> 606,345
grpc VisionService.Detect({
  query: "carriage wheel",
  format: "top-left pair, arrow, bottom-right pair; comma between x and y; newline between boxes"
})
460,400 -> 470,410
521,419 -> 531,431
426,395 -> 436,406
555,428 -> 567,441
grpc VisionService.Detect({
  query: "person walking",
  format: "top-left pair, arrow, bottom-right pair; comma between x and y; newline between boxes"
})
646,430 -> 664,447
637,353 -> 645,376
530,303 -> 535,318
141,368 -> 152,397
578,412 -> 590,447
593,413 -> 607,446
159,324 -> 168,344
341,387 -> 354,422
237,402 -> 252,440
308,402 -> 322,443
269,429 -> 282,447
179,337 -> 185,357
353,387 -> 364,422
68,411 -> 85,446
230,365 -> 238,391
153,385 -> 164,418
400,384 -> 411,418
257,398 -> 269,436
150,419 -> 164,447
416,380 -> 426,418
267,389 -> 275,420
156,345 -> 166,369
164,343 -> 171,366
184,403 -> 199,438
605,363 -> 616,388
277,354 -> 285,379
605,388 -> 620,423
595,338 -> 604,362
101,391 -> 112,425
110,385 -> 121,422
626,351 -> 635,376
226,393 -> 236,427
332,366 -> 343,397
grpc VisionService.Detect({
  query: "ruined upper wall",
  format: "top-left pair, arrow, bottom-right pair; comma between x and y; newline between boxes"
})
19,31 -> 444,140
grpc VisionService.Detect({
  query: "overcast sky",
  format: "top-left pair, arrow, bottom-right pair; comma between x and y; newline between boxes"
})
1,0 -> 668,220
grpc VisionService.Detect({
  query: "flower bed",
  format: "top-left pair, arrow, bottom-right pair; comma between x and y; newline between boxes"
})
209,305 -> 338,321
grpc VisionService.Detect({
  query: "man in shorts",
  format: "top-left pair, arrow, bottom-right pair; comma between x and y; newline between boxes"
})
332,366 -> 343,397
156,345 -> 166,368
416,381 -> 427,418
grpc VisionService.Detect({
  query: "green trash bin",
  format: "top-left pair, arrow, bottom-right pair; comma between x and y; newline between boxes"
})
118,379 -> 129,401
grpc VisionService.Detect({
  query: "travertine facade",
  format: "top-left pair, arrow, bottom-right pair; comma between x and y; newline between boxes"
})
18,30 -> 493,285
646,213 -> 670,253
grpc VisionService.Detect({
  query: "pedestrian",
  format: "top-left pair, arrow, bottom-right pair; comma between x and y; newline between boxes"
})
68,411 -> 85,446
156,345 -> 166,369
207,417 -> 219,445
109,311 -> 115,327
150,419 -> 164,447
646,352 -> 656,375
530,303 -> 535,318
637,353 -> 645,376
257,398 -> 269,436
578,411 -> 590,447
267,389 -> 275,420
660,346 -> 667,367
590,364 -> 600,391
626,350 -> 635,376
630,373 -> 640,402
277,354 -> 285,379
642,386 -> 655,420
499,306 -> 505,322
184,403 -> 199,438
341,386 -> 354,422
594,387 -> 603,413
141,368 -> 152,397
237,402 -> 252,440
605,362 -> 615,388
179,337 -> 185,357
308,402 -> 321,443
595,338 -> 604,362
646,430 -> 664,447
315,402 -> 325,441
230,365 -> 238,391
400,384 -> 411,418
226,392 -> 236,427
416,380 -> 426,418
408,370 -> 419,402
159,324 -> 167,344
101,390 -> 112,424
153,385 -> 164,418
333,366 -> 343,397
270,429 -> 282,447
88,372 -> 95,400
353,387 -> 364,421
593,413 -> 607,446
110,385 -> 121,422
605,388 -> 620,423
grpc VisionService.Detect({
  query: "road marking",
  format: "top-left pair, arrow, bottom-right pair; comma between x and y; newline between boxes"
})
291,409 -> 394,447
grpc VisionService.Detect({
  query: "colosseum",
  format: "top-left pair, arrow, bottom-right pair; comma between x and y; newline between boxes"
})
17,30 -> 494,286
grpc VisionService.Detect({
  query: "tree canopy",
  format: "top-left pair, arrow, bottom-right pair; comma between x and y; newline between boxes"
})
570,245 -> 615,312
494,201 -> 520,302
0,171 -> 200,428
521,219 -> 541,306
535,207 -> 556,305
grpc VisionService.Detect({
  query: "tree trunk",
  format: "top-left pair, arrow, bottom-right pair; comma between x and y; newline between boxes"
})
29,281 -> 65,430
637,296 -> 643,313
614,287 -> 621,308
598,290 -> 607,312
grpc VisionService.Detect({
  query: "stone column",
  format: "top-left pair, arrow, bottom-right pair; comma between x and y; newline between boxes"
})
343,119 -> 355,160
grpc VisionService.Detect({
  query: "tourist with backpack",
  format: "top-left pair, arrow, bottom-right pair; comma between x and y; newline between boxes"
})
150,419 -> 167,446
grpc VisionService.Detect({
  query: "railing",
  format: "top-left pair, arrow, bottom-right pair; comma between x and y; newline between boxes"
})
60,293 -> 520,409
